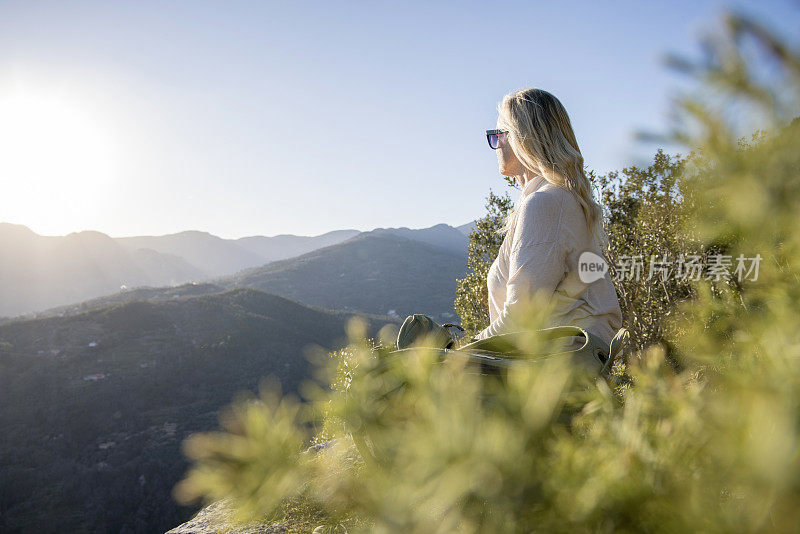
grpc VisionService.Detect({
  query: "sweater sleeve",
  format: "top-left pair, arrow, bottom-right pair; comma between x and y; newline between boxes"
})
475,191 -> 568,340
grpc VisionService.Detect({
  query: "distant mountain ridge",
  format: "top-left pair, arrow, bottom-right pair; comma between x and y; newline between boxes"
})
115,230 -> 266,278
215,231 -> 468,321
370,223 -> 468,256
235,229 -> 361,263
456,220 -> 478,236
0,221 -> 476,320
0,223 -> 206,318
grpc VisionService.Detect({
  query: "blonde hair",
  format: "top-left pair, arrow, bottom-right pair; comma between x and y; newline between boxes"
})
496,88 -> 607,249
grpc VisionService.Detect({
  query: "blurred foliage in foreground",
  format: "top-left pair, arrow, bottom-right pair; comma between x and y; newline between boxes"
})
173,9 -> 800,533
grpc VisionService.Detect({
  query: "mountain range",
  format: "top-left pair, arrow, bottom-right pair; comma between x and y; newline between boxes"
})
0,220 -> 476,321
0,218 -> 478,533
215,230 -> 468,321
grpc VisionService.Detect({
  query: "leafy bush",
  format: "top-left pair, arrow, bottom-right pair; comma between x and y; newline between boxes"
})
174,8 -> 800,533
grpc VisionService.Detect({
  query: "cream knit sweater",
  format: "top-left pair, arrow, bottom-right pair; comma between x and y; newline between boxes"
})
475,174 -> 623,348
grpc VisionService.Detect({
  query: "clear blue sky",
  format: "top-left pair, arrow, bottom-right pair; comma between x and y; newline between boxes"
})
0,0 -> 797,239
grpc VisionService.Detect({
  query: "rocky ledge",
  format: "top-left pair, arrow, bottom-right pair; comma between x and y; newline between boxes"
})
165,500 -> 288,534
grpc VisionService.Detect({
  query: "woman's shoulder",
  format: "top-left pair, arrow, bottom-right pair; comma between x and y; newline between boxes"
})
516,183 -> 587,240
510,185 -> 566,245
518,182 -> 574,219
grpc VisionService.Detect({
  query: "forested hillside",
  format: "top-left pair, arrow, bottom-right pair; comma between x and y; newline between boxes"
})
0,288 -> 394,533
218,232 -> 468,321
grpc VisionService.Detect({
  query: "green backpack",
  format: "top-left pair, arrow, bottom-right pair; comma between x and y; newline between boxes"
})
396,314 -> 465,350
395,313 -> 630,376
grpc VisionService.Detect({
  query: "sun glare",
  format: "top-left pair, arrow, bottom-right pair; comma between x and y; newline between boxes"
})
0,91 -> 117,234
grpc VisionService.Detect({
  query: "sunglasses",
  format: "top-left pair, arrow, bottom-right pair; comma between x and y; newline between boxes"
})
486,129 -> 509,149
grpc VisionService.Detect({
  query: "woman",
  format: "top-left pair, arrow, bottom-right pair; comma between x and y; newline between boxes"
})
475,87 -> 623,366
